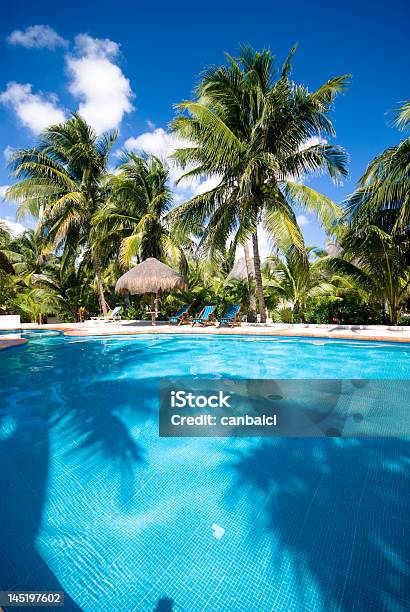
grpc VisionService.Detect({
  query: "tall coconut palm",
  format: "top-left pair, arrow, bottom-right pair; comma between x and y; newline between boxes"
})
93,153 -> 188,271
346,100 -> 410,236
6,114 -> 117,315
171,46 -> 348,321
242,241 -> 257,319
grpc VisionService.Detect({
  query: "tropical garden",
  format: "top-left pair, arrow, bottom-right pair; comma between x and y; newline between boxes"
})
0,48 -> 409,325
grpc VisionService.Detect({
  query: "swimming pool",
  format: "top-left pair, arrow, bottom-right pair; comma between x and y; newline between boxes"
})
1,334 -> 409,611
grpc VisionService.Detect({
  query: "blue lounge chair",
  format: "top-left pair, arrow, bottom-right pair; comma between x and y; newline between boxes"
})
192,305 -> 216,326
219,304 -> 241,326
168,304 -> 191,325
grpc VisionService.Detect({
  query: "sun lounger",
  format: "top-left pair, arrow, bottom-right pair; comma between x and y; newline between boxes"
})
191,305 -> 216,326
168,304 -> 191,325
219,304 -> 241,326
90,306 -> 122,322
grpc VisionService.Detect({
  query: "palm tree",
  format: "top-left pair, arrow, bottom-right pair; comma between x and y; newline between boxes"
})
6,114 -> 117,315
34,256 -> 99,321
326,224 -> 410,324
17,287 -> 58,324
93,153 -> 188,271
346,100 -> 410,236
171,46 -> 348,321
263,245 -> 337,321
395,100 -> 410,130
242,241 -> 257,319
6,229 -> 47,284
0,223 -> 16,275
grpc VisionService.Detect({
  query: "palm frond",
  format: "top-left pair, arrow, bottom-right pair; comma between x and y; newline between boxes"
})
284,181 -> 343,230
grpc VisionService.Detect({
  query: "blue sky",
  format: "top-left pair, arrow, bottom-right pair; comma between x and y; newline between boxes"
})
0,0 -> 409,250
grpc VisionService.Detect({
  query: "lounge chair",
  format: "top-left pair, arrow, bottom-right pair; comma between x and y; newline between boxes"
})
168,304 -> 191,325
191,305 -> 216,326
90,306 -> 122,322
218,304 -> 241,327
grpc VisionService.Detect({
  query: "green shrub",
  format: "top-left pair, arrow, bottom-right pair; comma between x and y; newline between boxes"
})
123,305 -> 144,320
304,295 -> 384,325
272,307 -> 295,323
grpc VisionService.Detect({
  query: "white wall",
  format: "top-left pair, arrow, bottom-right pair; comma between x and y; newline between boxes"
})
0,315 -> 21,329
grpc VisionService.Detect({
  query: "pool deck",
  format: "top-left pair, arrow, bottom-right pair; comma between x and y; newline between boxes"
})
1,320 -> 410,346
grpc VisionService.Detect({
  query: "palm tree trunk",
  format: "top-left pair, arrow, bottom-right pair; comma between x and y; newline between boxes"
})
251,231 -> 267,323
243,241 -> 257,321
388,300 -> 398,325
93,254 -> 108,315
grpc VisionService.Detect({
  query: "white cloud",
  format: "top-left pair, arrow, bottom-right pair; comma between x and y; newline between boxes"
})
0,185 -> 10,199
107,166 -> 122,176
74,34 -> 119,57
174,168 -> 220,203
0,218 -> 26,236
193,175 -> 220,196
3,146 -> 15,162
0,82 -> 66,134
3,32 -> 133,135
257,226 -> 275,259
296,214 -> 310,227
299,136 -> 327,151
124,128 -> 181,160
7,25 -> 68,49
66,34 -> 134,134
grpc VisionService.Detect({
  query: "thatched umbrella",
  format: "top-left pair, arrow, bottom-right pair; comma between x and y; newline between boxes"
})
115,257 -> 188,324
227,257 -> 253,282
227,256 -> 276,282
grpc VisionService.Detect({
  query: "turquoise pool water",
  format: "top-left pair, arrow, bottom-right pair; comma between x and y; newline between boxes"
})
0,334 -> 409,611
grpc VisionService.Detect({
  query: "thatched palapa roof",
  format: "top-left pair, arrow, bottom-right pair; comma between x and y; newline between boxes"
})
115,257 -> 188,295
227,257 -> 253,282
326,242 -> 343,258
227,256 -> 277,282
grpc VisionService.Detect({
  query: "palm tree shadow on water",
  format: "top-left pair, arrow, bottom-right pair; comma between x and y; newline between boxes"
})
0,416 -> 83,611
0,339 -> 171,610
227,436 -> 410,611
